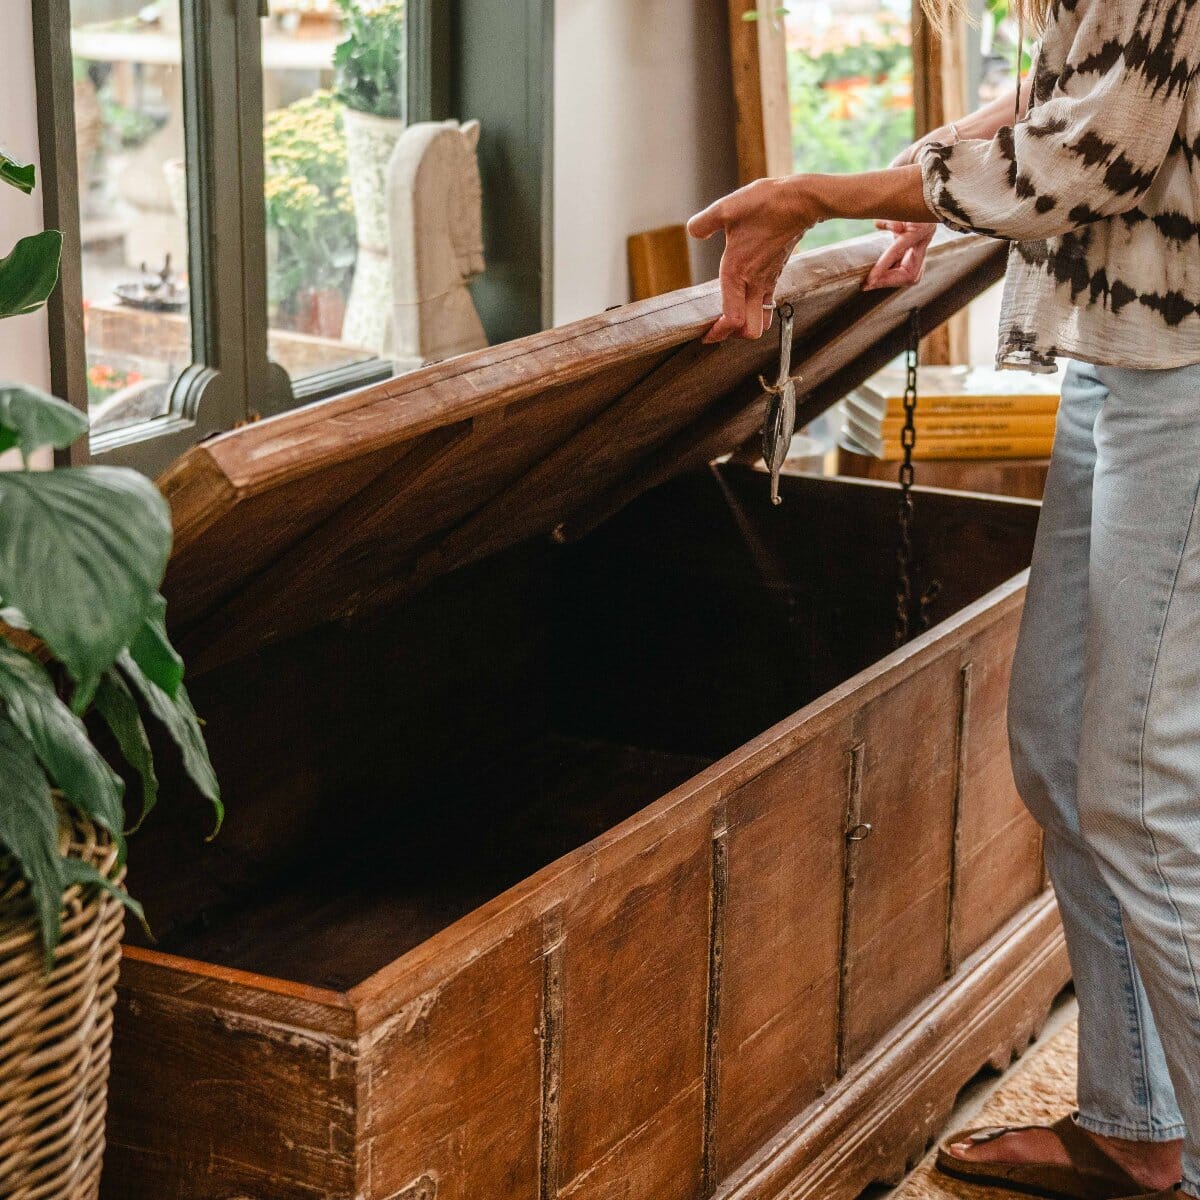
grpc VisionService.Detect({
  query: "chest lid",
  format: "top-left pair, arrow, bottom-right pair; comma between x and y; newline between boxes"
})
160,232 -> 1004,672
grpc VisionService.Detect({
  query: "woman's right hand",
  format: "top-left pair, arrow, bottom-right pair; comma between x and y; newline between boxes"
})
864,219 -> 937,290
864,136 -> 938,290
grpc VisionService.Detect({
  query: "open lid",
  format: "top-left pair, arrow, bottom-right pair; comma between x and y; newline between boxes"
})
161,232 -> 1005,672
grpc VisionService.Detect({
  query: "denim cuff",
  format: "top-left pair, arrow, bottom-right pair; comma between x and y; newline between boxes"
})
1075,1110 -> 1188,1142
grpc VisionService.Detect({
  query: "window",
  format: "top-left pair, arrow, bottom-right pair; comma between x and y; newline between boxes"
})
35,0 -> 553,473
783,0 -> 915,248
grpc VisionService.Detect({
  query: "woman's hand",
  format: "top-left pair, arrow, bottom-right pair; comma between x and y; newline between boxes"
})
864,220 -> 936,290
687,177 -> 822,344
863,136 -> 938,291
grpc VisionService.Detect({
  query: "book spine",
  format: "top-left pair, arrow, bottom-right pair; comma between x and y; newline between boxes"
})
868,395 -> 1061,417
876,413 -> 1058,437
874,436 -> 1056,461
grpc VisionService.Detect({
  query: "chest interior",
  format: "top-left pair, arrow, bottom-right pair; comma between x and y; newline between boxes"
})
123,464 -> 1037,991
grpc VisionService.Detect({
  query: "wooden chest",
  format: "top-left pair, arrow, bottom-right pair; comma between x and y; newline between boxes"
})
101,234 -> 1070,1200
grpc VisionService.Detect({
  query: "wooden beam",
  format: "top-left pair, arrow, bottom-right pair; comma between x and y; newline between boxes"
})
913,4 -> 971,365
728,0 -> 792,184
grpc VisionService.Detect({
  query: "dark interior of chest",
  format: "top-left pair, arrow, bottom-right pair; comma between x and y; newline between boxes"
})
120,465 -> 1038,991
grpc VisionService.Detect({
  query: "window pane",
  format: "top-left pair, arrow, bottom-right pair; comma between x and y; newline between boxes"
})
262,0 -> 407,385
785,0 -> 914,248
71,0 -> 193,438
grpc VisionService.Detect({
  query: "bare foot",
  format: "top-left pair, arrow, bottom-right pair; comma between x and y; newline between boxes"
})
947,1122 -> 1182,1193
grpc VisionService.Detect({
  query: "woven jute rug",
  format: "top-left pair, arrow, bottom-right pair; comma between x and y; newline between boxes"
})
892,1015 -> 1080,1200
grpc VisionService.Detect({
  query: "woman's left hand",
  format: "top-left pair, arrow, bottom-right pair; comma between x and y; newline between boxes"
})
688,177 -> 822,344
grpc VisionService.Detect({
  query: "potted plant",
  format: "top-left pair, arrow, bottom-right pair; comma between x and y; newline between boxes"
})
334,0 -> 406,354
0,147 -> 219,1200
264,89 -> 357,338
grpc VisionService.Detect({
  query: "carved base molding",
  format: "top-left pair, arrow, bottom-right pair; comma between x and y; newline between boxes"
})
719,892 -> 1070,1200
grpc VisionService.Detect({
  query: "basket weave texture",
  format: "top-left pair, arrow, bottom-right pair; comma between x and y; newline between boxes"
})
0,814 -> 125,1200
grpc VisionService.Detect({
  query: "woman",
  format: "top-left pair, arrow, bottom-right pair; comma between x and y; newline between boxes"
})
689,2 -> 1200,1198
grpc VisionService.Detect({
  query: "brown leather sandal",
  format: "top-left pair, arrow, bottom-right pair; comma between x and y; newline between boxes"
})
935,1114 -> 1147,1200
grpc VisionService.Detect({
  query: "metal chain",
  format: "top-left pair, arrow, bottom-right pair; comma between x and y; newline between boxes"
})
894,309 -> 921,648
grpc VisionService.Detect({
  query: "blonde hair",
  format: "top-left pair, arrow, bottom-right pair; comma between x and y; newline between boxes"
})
921,0 -> 1052,36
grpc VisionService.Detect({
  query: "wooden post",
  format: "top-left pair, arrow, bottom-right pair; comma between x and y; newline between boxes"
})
913,3 -> 971,364
727,0 -> 792,185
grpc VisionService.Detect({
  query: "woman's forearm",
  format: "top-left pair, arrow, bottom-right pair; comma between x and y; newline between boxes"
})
782,165 -> 935,227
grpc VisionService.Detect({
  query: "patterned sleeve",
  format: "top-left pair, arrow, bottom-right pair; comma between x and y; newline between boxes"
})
918,0 -> 1200,240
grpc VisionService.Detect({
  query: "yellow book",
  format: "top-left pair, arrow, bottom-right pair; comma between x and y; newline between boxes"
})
843,395 -> 1058,439
842,428 -> 1055,461
852,364 -> 1062,420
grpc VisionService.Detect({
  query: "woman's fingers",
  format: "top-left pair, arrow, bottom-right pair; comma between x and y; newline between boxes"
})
703,269 -> 748,343
687,200 -> 725,241
863,225 -> 934,290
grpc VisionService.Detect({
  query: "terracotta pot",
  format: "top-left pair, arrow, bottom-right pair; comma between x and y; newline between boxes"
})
295,285 -> 347,340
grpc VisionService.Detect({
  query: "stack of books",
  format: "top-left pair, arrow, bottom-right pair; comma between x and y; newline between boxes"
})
839,365 -> 1062,461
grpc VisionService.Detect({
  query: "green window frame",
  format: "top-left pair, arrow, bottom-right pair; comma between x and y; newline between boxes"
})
34,0 -> 553,475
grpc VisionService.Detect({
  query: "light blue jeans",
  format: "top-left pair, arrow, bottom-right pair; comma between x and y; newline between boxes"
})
1009,359 -> 1200,1191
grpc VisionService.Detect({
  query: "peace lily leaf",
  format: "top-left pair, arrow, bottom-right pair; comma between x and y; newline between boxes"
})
59,857 -> 149,939
0,150 -> 35,195
0,230 -> 62,320
121,651 -> 222,836
0,383 -> 88,462
0,715 -> 63,956
127,593 -> 184,699
0,466 -> 172,707
94,670 -> 158,833
0,641 -> 126,851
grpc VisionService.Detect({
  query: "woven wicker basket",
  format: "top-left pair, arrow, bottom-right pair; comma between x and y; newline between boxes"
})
0,812 -> 126,1200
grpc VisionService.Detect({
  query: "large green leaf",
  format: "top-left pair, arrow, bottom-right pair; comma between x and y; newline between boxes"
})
0,467 -> 172,707
94,669 -> 158,833
59,857 -> 148,939
126,593 -> 184,698
0,384 -> 88,462
0,230 -> 62,321
121,651 -> 222,835
0,642 -> 126,848
0,715 -> 63,955
0,150 -> 35,195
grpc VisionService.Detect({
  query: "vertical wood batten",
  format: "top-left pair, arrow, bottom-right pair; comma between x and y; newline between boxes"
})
703,804 -> 731,1196
945,660 -> 974,977
540,910 -> 565,1200
837,740 -> 866,1078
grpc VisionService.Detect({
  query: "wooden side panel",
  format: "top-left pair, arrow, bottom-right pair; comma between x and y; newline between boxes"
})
841,651 -> 960,1067
952,605 -> 1045,964
359,923 -> 544,1200
716,722 -> 850,1179
557,812 -> 713,1200
103,966 -> 356,1200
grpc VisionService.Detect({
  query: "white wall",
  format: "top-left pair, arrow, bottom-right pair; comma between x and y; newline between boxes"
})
553,0 -> 738,326
0,0 -> 52,394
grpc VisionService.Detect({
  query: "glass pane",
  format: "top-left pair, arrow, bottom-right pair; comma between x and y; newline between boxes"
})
262,0 -> 407,384
785,0 -> 915,248
71,0 -> 193,438
976,0 -> 1024,107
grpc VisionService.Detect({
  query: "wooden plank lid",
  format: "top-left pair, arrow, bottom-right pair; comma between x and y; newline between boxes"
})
160,232 -> 1005,672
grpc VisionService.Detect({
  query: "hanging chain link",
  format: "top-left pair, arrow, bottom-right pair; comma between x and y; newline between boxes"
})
894,309 -> 921,648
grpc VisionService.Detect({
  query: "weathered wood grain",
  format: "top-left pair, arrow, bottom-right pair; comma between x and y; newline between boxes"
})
951,605 -> 1045,965
715,721 -> 849,1179
840,651 -> 961,1067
